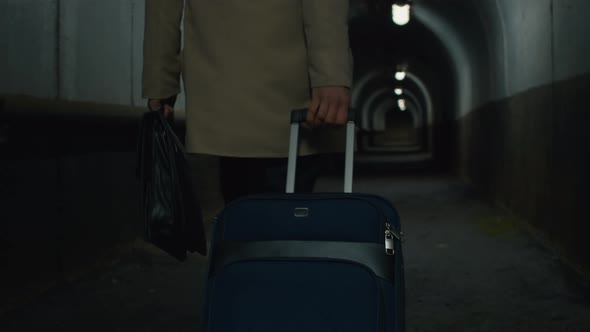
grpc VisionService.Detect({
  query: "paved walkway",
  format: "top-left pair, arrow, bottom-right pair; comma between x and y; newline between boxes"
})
1,175 -> 588,331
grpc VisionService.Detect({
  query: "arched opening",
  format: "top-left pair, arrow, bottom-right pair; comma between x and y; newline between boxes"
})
370,100 -> 420,148
348,3 -> 457,169
353,69 -> 432,154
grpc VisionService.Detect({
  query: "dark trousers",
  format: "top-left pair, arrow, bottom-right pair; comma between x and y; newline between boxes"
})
219,154 -> 326,204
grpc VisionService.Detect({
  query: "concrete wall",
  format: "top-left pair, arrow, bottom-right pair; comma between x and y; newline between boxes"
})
494,0 -> 553,96
417,0 -> 590,274
0,96 -> 143,313
0,1 -> 215,314
414,2 -> 487,117
0,94 -> 222,314
475,0 -> 590,93
0,0 -> 186,110
415,0 -> 590,111
552,0 -> 590,80
0,0 -> 58,98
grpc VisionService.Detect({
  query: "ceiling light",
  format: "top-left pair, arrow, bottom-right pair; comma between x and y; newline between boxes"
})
398,99 -> 407,111
392,3 -> 411,26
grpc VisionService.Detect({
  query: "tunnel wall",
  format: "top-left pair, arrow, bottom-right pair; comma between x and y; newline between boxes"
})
0,1 -> 170,312
0,96 -> 147,313
0,0 -> 187,111
415,0 -> 590,275
456,0 -> 590,275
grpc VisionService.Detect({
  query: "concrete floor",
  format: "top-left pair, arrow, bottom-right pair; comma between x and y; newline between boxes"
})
1,174 -> 588,332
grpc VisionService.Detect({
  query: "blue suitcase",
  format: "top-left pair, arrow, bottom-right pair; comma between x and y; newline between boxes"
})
198,110 -> 405,332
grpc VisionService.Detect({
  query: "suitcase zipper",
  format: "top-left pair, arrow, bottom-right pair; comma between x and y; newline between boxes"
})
385,221 -> 404,253
385,223 -> 396,256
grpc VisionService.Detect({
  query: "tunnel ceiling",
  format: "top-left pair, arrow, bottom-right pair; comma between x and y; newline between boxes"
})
347,0 -> 499,160
349,0 -> 459,151
350,1 -> 456,84
350,0 -> 494,120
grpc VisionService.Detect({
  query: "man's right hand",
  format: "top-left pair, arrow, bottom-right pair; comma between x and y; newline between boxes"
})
149,99 -> 174,119
306,86 -> 350,128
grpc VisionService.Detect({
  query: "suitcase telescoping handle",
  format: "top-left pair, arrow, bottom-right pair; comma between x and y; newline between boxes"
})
286,108 -> 356,194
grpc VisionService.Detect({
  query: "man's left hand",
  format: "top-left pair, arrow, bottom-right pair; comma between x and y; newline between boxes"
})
307,86 -> 351,128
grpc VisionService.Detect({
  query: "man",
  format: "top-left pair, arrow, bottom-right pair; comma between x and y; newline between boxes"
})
142,0 -> 353,205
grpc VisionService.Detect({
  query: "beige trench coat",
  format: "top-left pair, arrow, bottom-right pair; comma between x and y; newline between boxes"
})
142,0 -> 353,157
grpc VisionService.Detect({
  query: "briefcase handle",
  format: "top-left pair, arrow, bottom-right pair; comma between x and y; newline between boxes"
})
286,108 -> 356,194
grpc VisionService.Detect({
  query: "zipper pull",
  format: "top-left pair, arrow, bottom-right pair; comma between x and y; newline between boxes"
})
385,223 -> 395,256
387,222 -> 402,240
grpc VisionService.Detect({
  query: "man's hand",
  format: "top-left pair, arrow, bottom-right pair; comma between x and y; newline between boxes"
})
149,98 -> 174,119
306,86 -> 351,128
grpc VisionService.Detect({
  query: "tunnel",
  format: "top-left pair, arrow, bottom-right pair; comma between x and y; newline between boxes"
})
1,0 -> 589,331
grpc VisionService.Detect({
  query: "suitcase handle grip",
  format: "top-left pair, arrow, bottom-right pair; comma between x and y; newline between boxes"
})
286,108 -> 356,194
290,108 -> 356,124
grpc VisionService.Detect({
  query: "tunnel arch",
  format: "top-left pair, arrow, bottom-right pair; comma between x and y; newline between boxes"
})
370,101 -> 421,151
352,71 -> 432,129
352,69 -> 432,153
412,0 -> 500,113
370,98 -> 420,131
347,0 -> 504,169
348,7 -> 457,164
399,89 -> 425,129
